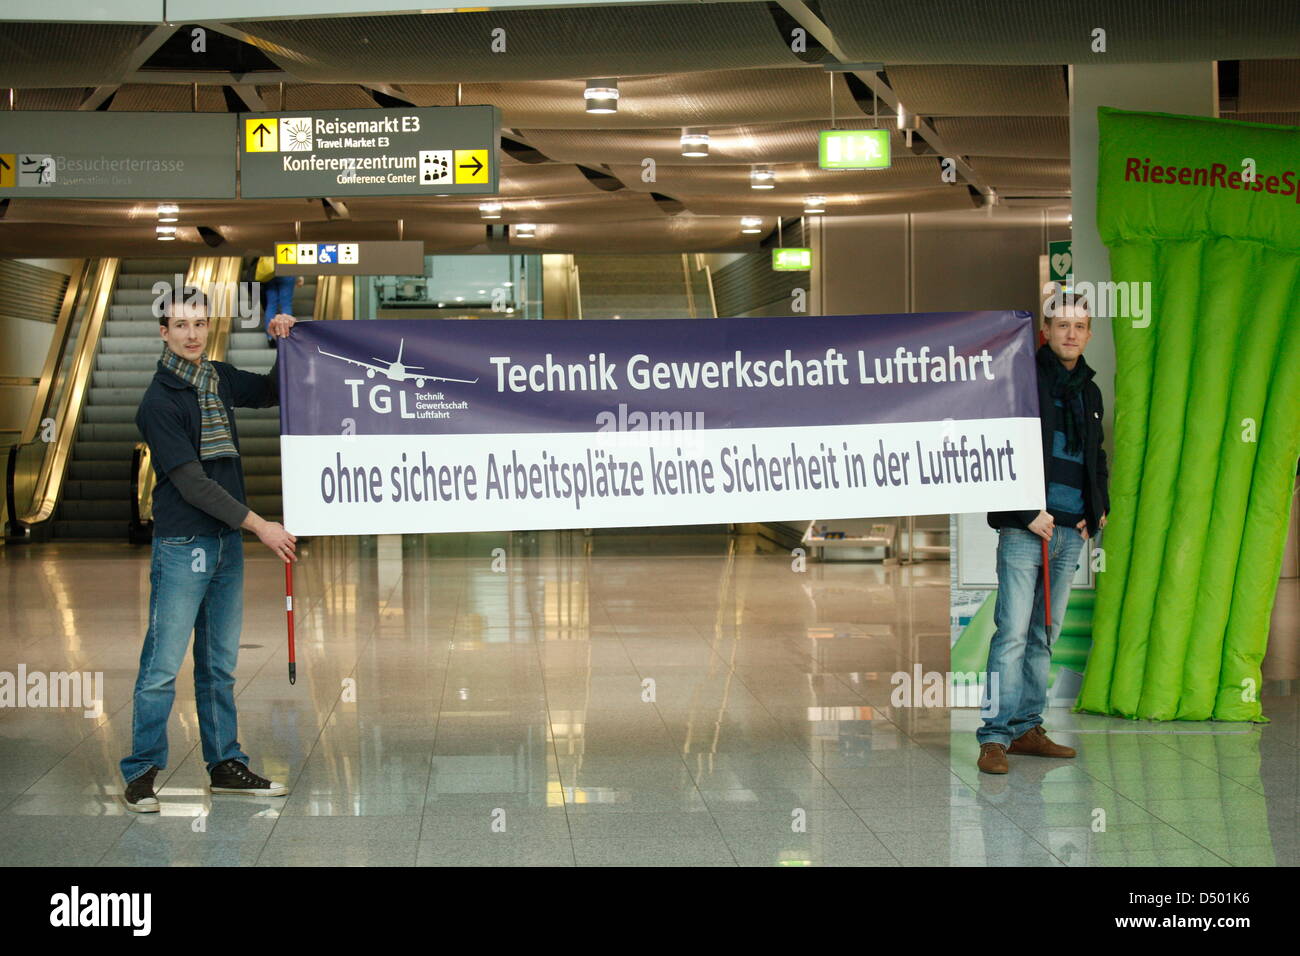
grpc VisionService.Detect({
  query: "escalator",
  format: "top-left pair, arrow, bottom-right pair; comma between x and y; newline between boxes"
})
53,258 -> 191,538
7,257 -> 327,542
571,253 -> 715,320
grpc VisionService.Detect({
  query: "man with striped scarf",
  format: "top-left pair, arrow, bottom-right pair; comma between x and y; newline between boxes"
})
121,288 -> 298,812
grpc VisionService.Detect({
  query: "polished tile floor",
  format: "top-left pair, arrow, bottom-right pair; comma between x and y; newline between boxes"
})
1,531 -> 1297,867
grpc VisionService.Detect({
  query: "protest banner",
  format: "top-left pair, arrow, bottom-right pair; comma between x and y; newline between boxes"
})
278,312 -> 1044,535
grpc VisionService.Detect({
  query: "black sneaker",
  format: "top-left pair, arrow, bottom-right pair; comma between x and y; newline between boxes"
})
123,768 -> 160,813
209,759 -> 288,797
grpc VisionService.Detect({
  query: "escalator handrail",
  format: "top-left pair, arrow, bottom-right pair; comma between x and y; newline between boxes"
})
201,256 -> 243,362
691,253 -> 718,318
20,259 -> 92,443
313,274 -> 354,321
129,440 -> 155,538
4,258 -> 120,533
572,261 -> 583,320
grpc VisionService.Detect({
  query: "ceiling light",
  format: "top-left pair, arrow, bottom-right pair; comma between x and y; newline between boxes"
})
515,223 -> 536,238
156,225 -> 176,240
455,296 -> 464,302
681,129 -> 709,158
506,307 -> 515,314
156,203 -> 179,222
584,79 -> 619,114
740,216 -> 763,234
896,105 -> 921,148
479,202 -> 502,219
750,166 -> 775,189
503,281 -> 513,287
804,195 -> 826,214
477,289 -> 487,294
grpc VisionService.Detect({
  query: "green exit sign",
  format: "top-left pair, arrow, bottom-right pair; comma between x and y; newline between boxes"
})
819,129 -> 891,169
772,248 -> 812,271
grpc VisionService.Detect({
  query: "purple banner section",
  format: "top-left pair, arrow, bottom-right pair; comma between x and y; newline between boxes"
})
279,311 -> 1038,437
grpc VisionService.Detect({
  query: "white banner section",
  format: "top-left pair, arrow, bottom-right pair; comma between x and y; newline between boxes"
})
281,418 -> 1044,535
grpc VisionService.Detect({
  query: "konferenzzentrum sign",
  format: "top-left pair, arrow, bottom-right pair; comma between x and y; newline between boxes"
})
0,112 -> 236,199
239,106 -> 501,198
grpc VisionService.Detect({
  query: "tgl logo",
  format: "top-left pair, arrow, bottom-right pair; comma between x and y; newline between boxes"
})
320,338 -> 479,418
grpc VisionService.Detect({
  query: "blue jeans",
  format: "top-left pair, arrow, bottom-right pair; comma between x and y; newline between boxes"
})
263,275 -> 296,321
977,525 -> 1085,747
121,529 -> 249,783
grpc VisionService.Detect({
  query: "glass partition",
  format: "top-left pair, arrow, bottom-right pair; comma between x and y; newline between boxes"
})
358,254 -> 543,320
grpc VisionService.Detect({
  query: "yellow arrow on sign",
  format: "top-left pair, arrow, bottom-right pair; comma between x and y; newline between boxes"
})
246,119 -> 278,152
454,149 -> 489,184
276,243 -> 297,263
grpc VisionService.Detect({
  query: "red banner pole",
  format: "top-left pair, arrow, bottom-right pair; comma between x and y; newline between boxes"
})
1041,536 -> 1052,635
286,561 -> 296,685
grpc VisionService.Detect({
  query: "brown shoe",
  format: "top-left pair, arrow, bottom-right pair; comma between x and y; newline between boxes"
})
1008,726 -> 1076,758
977,742 -> 1008,774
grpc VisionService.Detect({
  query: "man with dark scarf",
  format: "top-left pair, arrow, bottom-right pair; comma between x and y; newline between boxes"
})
121,288 -> 298,811
978,295 -> 1110,774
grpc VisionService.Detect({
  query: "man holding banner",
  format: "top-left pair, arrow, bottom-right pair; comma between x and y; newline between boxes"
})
978,296 -> 1109,774
120,289 -> 298,812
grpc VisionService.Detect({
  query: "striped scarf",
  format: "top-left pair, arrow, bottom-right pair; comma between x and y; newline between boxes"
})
1037,344 -> 1090,456
159,345 -> 239,460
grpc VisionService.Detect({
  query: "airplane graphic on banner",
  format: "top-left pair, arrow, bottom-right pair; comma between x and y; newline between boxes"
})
316,338 -> 478,388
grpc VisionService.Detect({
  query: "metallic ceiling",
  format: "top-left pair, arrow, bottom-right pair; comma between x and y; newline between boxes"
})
0,3 -> 1295,256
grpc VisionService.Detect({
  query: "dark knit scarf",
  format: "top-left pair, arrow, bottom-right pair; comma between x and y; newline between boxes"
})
159,345 -> 239,460
1037,344 -> 1091,455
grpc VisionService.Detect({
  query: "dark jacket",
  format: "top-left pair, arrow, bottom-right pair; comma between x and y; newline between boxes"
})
136,357 -> 278,537
987,346 -> 1109,537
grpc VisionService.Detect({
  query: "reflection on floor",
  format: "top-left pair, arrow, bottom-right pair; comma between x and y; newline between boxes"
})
1,532 -> 1297,867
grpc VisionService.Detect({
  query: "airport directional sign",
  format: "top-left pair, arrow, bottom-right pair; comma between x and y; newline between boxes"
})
239,106 -> 500,198
272,240 -> 425,276
0,112 -> 236,198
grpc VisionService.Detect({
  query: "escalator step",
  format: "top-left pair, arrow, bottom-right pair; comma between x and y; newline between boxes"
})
96,353 -> 161,371
58,499 -> 131,520
52,519 -> 129,539
88,387 -> 152,405
79,423 -> 142,441
82,404 -> 142,423
92,370 -> 153,388
69,460 -> 131,480
63,479 -> 131,500
74,440 -> 137,459
103,322 -> 168,337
